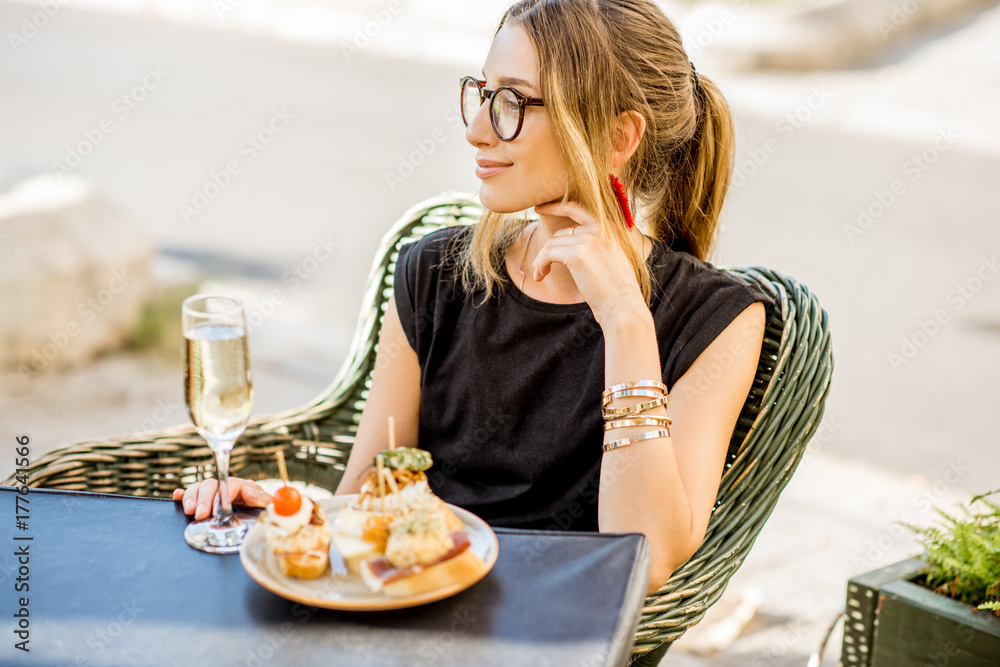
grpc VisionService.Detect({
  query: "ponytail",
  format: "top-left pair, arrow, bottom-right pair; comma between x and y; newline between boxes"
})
644,72 -> 735,263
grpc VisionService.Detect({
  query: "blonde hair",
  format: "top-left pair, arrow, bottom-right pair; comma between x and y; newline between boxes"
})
451,0 -> 736,307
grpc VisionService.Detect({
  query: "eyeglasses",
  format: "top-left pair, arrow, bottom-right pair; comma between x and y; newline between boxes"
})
460,76 -> 545,142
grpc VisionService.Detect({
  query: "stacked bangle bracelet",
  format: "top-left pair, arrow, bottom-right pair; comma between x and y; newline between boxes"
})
603,429 -> 672,452
603,416 -> 672,431
601,379 -> 668,400
601,395 -> 667,419
600,380 -> 671,453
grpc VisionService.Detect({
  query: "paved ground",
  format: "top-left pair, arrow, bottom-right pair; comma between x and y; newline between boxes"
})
1,1 -> 998,664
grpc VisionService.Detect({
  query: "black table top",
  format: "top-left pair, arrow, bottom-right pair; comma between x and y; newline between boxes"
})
0,487 -> 649,667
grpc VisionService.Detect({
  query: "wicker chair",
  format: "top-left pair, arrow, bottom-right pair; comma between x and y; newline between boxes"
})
2,192 -> 833,664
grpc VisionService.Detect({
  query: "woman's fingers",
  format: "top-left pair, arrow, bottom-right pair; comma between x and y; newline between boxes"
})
533,228 -> 596,279
173,478 -> 272,519
233,479 -> 272,509
195,479 -> 219,520
178,483 -> 201,516
533,242 -> 577,281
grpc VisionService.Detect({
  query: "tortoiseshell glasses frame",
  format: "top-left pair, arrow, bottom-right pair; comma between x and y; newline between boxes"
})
460,76 -> 545,142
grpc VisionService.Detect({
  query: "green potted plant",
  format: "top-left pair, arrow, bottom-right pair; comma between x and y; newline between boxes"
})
904,489 -> 1000,616
840,489 -> 1000,666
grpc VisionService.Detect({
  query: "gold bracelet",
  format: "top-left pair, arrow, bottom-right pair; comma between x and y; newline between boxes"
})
603,416 -> 672,431
602,380 -> 668,400
601,388 -> 666,407
602,428 -> 671,453
601,395 -> 668,419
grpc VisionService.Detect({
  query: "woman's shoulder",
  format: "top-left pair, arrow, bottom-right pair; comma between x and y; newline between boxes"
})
648,239 -> 775,311
394,224 -> 475,301
649,240 -> 774,388
396,224 -> 472,279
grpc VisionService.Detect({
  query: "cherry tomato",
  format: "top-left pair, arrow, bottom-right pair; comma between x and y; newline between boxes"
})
273,485 -> 302,516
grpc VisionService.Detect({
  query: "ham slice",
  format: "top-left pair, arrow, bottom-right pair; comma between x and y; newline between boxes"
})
365,531 -> 470,584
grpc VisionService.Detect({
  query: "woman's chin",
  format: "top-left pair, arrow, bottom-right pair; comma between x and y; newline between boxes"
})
478,188 -> 517,214
478,187 -> 537,215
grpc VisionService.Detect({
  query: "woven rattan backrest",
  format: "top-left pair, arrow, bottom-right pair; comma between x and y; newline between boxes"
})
629,264 -> 833,658
306,192 -> 833,656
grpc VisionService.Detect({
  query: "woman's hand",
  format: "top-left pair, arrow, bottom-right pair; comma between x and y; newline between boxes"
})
172,477 -> 273,520
531,200 -> 646,327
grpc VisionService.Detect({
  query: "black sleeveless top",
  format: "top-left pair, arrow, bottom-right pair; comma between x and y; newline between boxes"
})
393,224 -> 774,531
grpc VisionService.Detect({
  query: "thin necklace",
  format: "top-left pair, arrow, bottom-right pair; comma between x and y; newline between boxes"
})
516,222 -> 537,292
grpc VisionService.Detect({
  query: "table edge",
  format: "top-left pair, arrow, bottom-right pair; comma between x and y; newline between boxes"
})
0,487 -> 655,541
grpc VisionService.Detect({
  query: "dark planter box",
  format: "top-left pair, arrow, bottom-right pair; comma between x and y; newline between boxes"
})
842,557 -> 1000,666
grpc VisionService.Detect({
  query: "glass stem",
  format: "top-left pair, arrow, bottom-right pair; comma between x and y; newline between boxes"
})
212,440 -> 237,526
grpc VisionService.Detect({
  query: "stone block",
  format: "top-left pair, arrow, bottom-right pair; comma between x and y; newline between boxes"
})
0,175 -> 155,381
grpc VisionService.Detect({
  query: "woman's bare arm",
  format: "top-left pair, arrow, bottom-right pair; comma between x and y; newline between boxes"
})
598,301 -> 766,595
334,293 -> 422,495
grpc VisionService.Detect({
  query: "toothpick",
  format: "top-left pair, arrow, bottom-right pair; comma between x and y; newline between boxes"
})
382,467 -> 400,496
376,454 -> 386,518
388,416 -> 396,450
275,449 -> 290,486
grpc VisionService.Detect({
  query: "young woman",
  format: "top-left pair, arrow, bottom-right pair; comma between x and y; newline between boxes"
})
175,0 -> 773,609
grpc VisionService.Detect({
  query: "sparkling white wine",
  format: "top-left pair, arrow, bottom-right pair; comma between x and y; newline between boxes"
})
184,324 -> 253,443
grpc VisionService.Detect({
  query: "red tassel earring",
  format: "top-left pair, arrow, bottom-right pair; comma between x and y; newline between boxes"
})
609,174 -> 634,230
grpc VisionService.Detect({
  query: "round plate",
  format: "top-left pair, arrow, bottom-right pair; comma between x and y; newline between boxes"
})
239,494 -> 499,610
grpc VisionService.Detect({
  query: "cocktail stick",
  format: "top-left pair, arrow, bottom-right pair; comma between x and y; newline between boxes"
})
376,454 -> 386,517
382,467 -> 400,496
275,449 -> 290,486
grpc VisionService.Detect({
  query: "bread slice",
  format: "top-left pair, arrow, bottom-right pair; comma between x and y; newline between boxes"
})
263,507 -> 332,580
330,531 -> 381,575
275,546 -> 331,579
360,545 -> 487,597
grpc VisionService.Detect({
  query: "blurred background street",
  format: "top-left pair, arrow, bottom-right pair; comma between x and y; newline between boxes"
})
1,0 -> 998,663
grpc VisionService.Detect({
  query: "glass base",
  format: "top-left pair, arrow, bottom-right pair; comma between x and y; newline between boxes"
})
184,510 -> 258,554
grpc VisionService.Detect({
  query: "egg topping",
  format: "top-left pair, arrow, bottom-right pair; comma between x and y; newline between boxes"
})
262,493 -> 315,538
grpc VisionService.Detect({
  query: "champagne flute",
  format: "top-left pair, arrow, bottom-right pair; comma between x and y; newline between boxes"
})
181,294 -> 258,553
